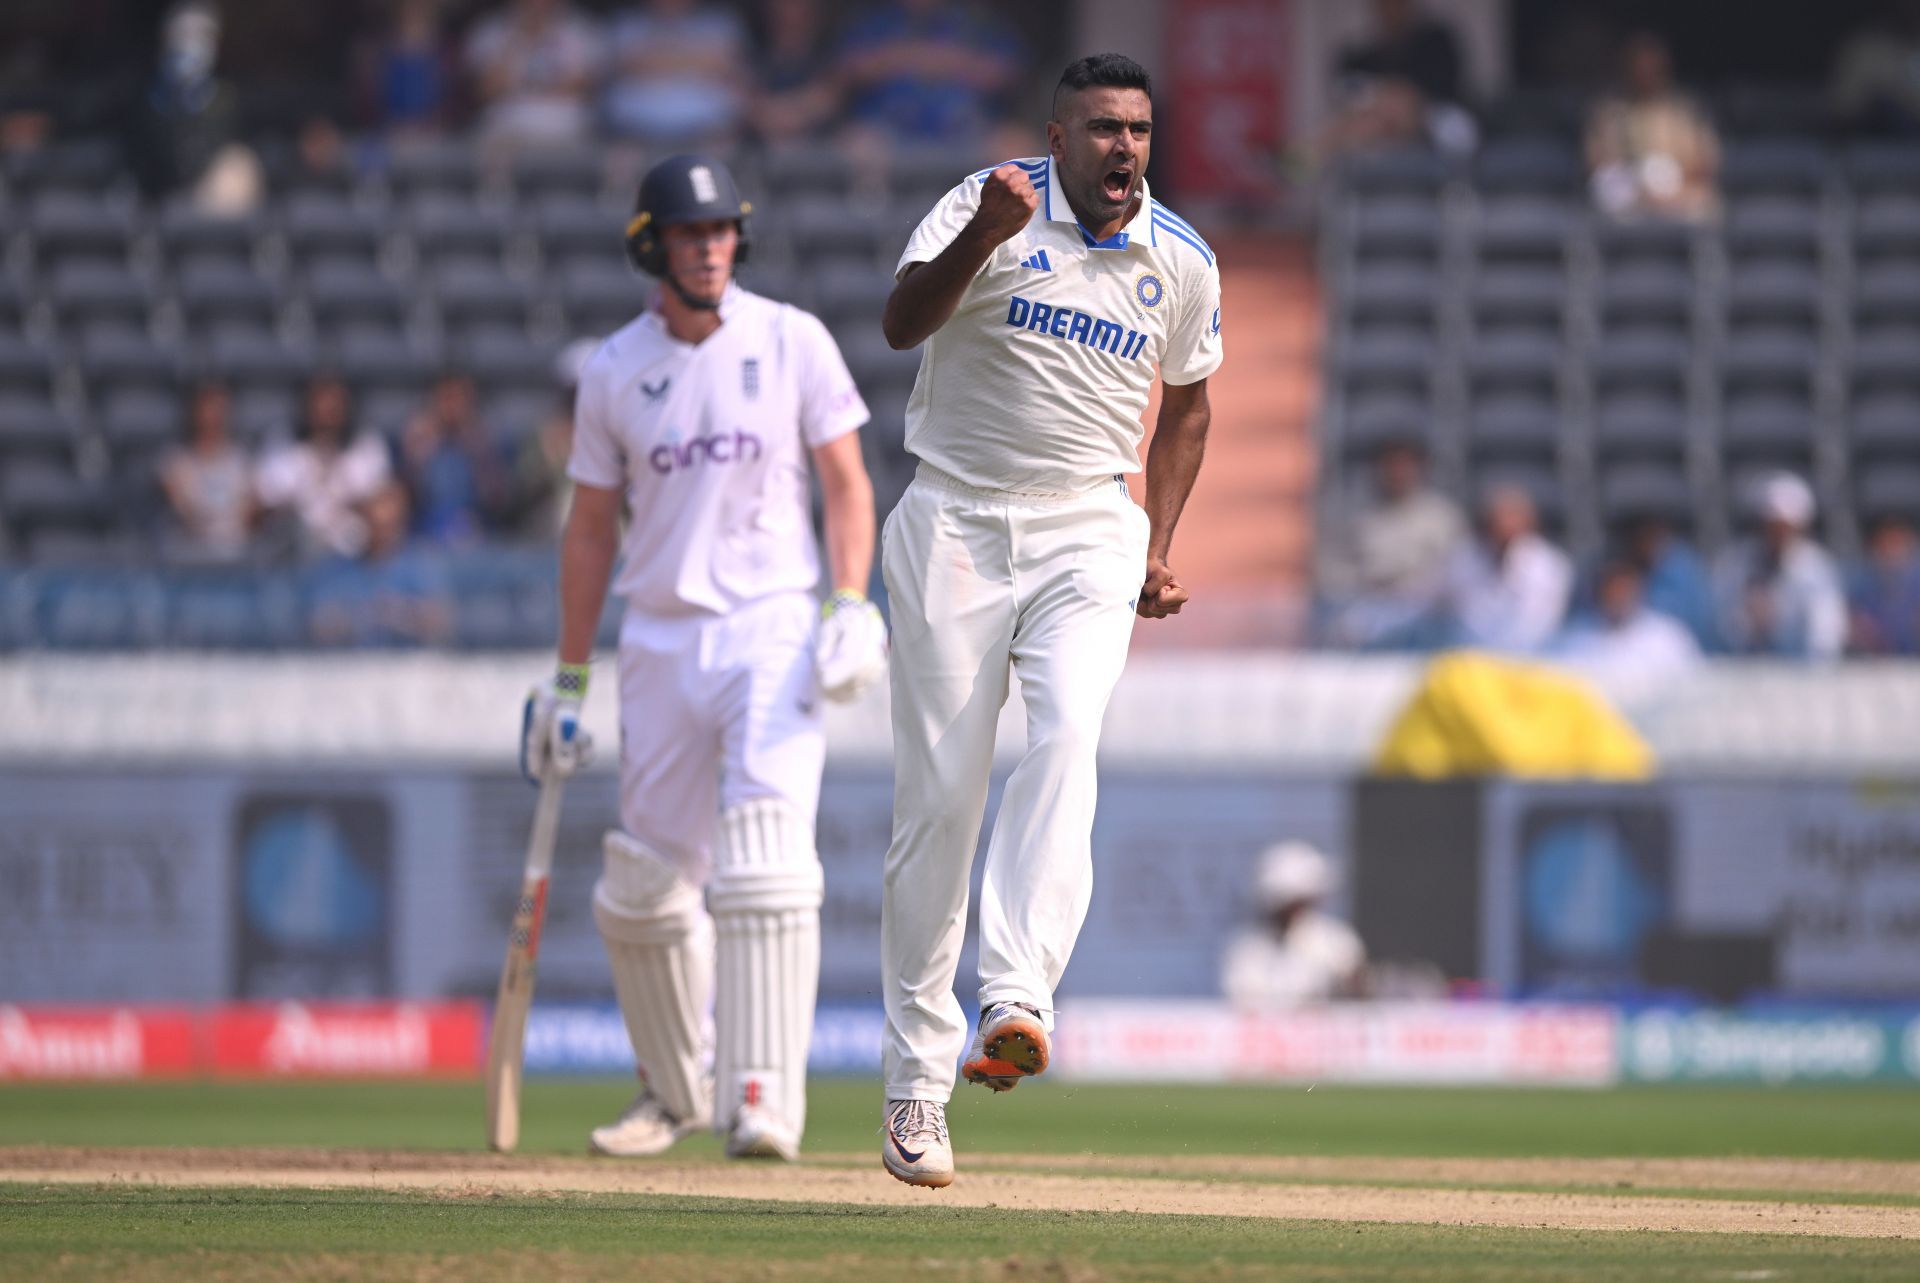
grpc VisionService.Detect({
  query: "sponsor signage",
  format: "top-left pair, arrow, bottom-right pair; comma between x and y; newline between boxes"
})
210,1002 -> 484,1078
1052,1000 -> 1619,1086
1621,1009 -> 1920,1084
0,1005 -> 198,1080
519,1004 -> 885,1076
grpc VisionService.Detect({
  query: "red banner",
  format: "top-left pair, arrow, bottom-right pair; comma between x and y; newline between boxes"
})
1163,0 -> 1290,203
0,1005 -> 199,1080
210,1002 -> 485,1078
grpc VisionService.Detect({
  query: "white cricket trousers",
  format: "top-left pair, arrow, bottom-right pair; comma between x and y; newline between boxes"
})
880,462 -> 1148,1102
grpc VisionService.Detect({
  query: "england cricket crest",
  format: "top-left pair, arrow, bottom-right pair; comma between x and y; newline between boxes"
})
741,357 -> 760,399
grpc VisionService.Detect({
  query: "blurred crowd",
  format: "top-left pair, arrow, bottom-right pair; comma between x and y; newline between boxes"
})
1316,437 -> 1920,666
0,0 -> 1037,212
152,343 -> 586,645
1323,0 -> 1920,219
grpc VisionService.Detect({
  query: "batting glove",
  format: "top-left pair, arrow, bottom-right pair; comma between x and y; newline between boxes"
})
520,662 -> 595,784
815,589 -> 888,703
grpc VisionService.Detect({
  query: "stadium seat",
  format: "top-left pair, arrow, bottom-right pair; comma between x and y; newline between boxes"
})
1599,464 -> 1697,530
1348,196 -> 1443,259
1473,195 -> 1575,265
0,458 -> 115,544
3,137 -> 125,203
785,195 -> 895,265
27,193 -> 138,272
760,141 -> 860,201
1346,261 -> 1439,327
0,336 -> 58,397
556,261 -> 651,336
0,391 -> 79,467
1850,384 -> 1920,466
1721,137 -> 1830,200
837,326 -> 922,393
303,259 -> 413,340
511,148 -> 606,203
810,264 -> 896,332
531,195 -> 622,272
176,260 -> 281,339
78,331 -> 182,403
155,204 -> 263,274
1858,465 -> 1920,524
433,261 -> 538,342
460,329 -> 558,398
1474,139 -> 1583,195
1598,267 -> 1692,340
98,387 -> 183,459
1721,390 -> 1816,471
1593,391 -> 1689,465
1338,147 -> 1453,198
1466,394 -> 1559,466
282,193 -> 388,269
386,139 -> 486,202
406,196 -> 516,271
46,261 -> 155,339
207,330 -> 315,390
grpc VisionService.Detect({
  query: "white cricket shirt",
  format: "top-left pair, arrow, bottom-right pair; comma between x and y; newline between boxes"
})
569,285 -> 869,618
896,156 -> 1224,492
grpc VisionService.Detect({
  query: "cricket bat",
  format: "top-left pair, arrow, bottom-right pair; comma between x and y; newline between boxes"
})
485,769 -> 567,1153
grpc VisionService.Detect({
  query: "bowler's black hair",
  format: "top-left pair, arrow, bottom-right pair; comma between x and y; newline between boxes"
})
1053,53 -> 1152,118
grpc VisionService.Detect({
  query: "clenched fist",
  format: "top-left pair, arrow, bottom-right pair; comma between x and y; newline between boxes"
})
1137,556 -> 1190,619
971,164 -> 1041,246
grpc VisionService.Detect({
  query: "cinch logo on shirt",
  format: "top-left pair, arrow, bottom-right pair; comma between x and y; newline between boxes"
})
1004,295 -> 1149,362
648,429 -> 764,475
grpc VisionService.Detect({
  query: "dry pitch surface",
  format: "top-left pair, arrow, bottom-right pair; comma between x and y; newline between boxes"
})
7,1146 -> 1917,1239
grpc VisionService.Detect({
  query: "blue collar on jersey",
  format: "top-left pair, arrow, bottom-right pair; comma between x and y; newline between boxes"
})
1040,156 -> 1157,250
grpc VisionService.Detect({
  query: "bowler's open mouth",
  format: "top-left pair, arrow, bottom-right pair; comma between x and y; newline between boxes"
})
1102,166 -> 1133,202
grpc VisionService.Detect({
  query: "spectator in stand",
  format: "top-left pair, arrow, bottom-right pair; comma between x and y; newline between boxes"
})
1712,472 -> 1847,660
1220,842 -> 1367,1009
1316,436 -> 1467,648
1615,511 -> 1718,650
159,380 -> 257,562
360,0 -> 459,138
748,0 -> 846,146
1322,0 -> 1477,158
127,0 -> 264,212
1550,558 -> 1702,707
256,373 -> 394,560
398,369 -> 511,545
1586,31 -> 1720,223
602,0 -> 751,148
510,336 -> 596,540
1446,482 -> 1573,653
1849,511 -> 1920,654
308,481 -> 455,647
1831,0 -> 1920,136
835,0 -> 1022,147
463,0 -> 601,150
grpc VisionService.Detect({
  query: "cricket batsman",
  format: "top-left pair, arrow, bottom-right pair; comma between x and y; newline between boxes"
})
874,53 -> 1224,1186
520,153 -> 886,1161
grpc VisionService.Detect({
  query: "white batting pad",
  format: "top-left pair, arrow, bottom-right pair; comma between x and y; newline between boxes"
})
708,797 -> 824,1140
593,829 -> 713,1129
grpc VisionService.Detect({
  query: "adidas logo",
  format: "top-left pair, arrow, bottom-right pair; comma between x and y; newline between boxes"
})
1019,249 -> 1052,272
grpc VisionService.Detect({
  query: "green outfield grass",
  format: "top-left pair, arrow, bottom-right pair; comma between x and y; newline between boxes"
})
3,1078 -> 1918,1160
3,1184 -> 1918,1283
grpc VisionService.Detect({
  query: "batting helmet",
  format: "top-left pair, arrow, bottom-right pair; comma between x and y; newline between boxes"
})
624,154 -> 753,277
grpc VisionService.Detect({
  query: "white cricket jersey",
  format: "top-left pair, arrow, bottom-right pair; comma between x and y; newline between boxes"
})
568,285 -> 869,618
896,156 -> 1224,492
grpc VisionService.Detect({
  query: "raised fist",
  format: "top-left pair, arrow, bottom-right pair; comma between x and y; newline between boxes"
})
972,164 -> 1040,246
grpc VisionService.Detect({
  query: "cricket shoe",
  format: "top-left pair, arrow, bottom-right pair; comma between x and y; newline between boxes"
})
961,1002 -> 1049,1092
588,1089 -> 709,1157
725,1105 -> 800,1161
880,1099 -> 954,1188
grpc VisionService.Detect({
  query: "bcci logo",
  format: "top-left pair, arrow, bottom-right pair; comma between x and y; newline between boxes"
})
1211,305 -> 1222,336
1134,272 -> 1165,310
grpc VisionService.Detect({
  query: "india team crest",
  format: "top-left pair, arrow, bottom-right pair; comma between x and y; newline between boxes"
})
1134,272 -> 1165,310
